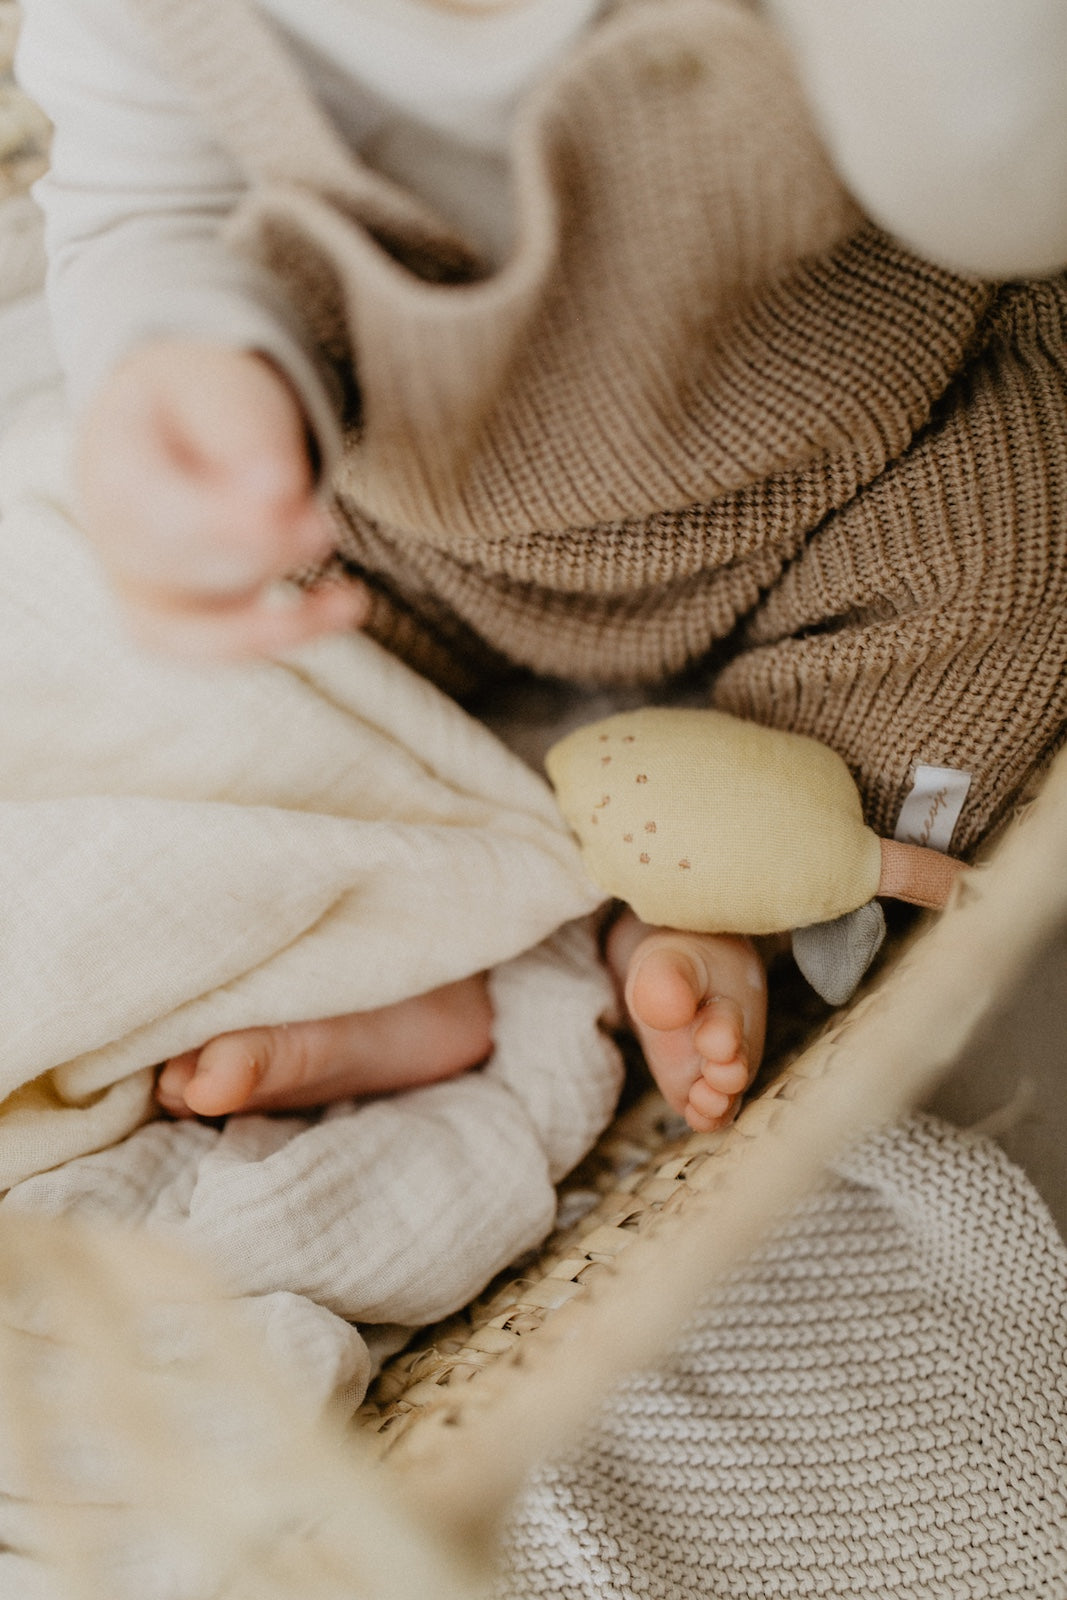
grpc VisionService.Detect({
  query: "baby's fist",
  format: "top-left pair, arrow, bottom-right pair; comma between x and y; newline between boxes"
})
76,339 -> 366,658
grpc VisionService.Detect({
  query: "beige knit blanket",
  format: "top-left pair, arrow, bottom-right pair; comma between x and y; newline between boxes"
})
497,1115 -> 1067,1599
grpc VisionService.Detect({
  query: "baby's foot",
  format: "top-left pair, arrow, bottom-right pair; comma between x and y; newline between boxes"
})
155,975 -> 493,1118
605,912 -> 766,1132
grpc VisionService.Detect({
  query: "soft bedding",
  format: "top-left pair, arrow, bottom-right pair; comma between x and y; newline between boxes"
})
0,389 -> 621,1403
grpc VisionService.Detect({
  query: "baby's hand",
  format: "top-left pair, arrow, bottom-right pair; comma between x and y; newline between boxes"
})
75,340 -> 368,658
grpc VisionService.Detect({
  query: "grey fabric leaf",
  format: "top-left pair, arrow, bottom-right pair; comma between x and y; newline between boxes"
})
792,900 -> 887,1006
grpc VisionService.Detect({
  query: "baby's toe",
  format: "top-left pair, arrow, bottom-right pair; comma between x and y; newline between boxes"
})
686,1075 -> 735,1131
181,1034 -> 264,1117
155,1053 -> 199,1117
626,942 -> 707,1034
701,1056 -> 750,1100
693,995 -> 748,1066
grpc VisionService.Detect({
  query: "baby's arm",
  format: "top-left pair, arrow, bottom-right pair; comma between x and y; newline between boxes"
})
17,0 -> 364,656
768,0 -> 1067,278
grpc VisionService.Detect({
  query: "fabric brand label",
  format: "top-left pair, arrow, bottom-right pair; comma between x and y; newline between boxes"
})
894,765 -> 972,852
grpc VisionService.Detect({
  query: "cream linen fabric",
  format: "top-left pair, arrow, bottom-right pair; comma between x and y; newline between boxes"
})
0,392 -> 621,1405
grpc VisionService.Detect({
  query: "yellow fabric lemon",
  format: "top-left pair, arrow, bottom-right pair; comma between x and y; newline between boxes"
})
546,708 -> 883,935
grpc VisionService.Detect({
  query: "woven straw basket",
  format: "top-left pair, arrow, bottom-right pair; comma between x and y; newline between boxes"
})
1,9 -> 1065,1595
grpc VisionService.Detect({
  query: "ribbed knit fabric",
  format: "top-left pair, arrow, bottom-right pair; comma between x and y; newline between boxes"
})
497,1115 -> 1067,1599
131,0 -> 1067,853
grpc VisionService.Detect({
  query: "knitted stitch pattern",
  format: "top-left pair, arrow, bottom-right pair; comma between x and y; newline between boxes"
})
130,0 -> 1067,852
497,1115 -> 1067,1599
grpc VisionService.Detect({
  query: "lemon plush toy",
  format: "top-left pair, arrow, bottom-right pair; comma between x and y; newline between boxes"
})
546,708 -> 965,1005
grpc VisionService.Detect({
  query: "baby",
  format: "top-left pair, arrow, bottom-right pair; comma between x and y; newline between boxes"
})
17,0 -> 1067,1131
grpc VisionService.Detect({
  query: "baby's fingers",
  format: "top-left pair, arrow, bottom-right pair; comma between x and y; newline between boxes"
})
118,576 -> 371,661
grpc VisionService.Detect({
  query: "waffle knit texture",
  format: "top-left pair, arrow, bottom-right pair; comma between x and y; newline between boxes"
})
498,1115 -> 1067,1599
126,0 -> 1067,852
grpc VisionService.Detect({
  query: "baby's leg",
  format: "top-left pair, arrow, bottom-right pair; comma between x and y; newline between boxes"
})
605,911 -> 766,1133
155,975 -> 493,1117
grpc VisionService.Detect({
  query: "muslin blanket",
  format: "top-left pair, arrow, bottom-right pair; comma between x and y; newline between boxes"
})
0,390 -> 622,1404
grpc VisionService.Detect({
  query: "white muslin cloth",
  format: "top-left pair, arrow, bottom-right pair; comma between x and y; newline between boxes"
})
0,392 -> 620,1409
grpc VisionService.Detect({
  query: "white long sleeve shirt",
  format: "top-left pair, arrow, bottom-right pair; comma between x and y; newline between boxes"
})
17,0 -> 1067,434
16,0 -> 599,430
